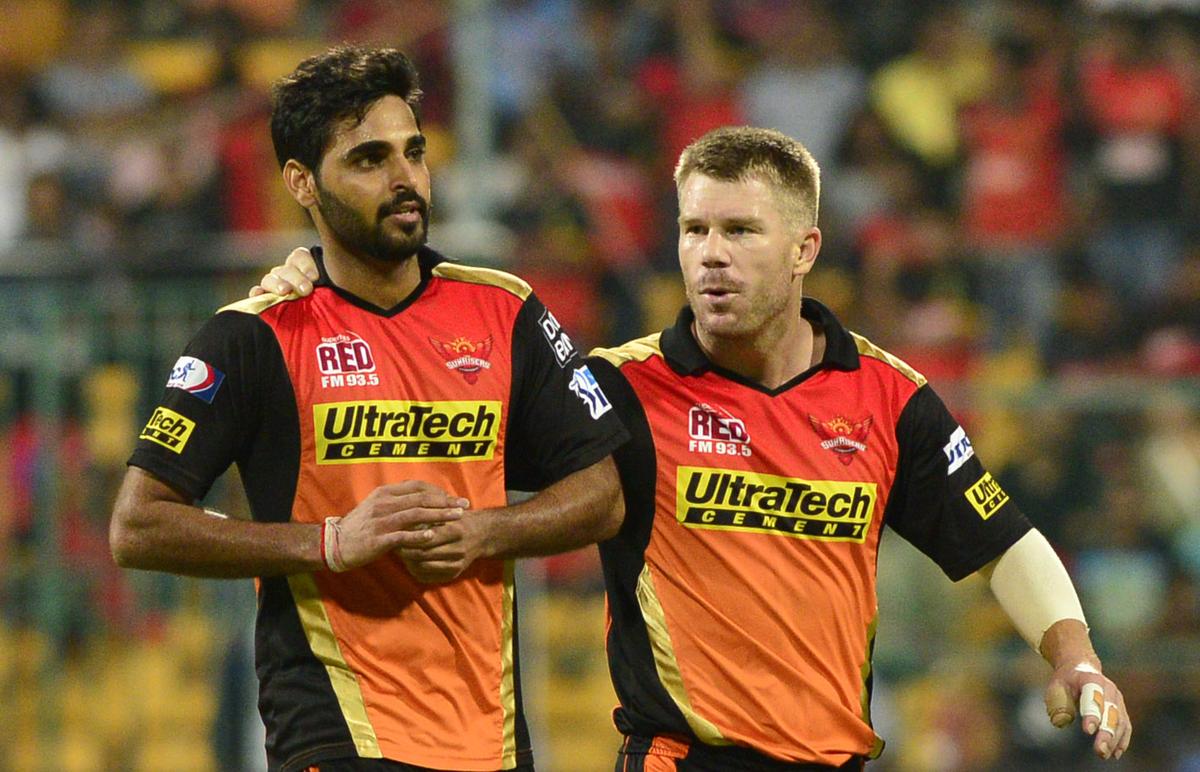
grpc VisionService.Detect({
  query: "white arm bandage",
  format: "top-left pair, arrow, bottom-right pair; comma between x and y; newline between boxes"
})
983,530 -> 1086,652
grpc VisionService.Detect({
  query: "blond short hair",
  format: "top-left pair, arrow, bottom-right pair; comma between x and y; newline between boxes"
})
674,126 -> 821,228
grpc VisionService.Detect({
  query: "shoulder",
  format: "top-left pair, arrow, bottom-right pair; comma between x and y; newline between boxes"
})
431,262 -> 532,301
216,293 -> 298,317
588,333 -> 664,368
848,331 -> 927,388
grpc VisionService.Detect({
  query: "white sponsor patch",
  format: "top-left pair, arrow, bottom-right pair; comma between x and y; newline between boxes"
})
166,356 -> 225,403
568,365 -> 611,419
943,425 -> 974,475
538,309 -> 578,367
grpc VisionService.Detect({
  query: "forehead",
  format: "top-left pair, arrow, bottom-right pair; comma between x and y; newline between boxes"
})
677,173 -> 783,221
326,94 -> 419,152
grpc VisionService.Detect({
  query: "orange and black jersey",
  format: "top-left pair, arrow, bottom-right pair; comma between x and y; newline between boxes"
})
128,246 -> 627,772
588,299 -> 1031,768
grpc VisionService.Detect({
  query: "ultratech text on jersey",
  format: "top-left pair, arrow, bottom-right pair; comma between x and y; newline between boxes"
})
315,400 -> 500,463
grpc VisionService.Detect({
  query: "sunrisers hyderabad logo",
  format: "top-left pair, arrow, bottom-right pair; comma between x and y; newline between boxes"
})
430,336 -> 493,384
807,414 -> 873,465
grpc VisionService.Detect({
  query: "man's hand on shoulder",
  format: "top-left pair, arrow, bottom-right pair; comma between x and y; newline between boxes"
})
249,247 -> 320,298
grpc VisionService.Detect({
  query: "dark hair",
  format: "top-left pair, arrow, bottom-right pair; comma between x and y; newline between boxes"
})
674,126 -> 821,227
270,45 -> 423,172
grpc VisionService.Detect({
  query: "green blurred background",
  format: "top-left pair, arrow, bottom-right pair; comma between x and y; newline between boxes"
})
1,1 -> 1199,770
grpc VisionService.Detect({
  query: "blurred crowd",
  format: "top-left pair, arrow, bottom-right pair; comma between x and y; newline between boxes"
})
2,0 -> 1200,770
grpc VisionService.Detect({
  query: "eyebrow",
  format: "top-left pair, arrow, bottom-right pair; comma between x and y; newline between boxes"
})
677,215 -> 762,228
341,134 -> 426,162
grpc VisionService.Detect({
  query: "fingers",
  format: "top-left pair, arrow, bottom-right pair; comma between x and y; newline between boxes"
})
1044,679 -> 1075,729
374,479 -> 470,506
1077,679 -> 1130,760
285,247 -> 321,280
386,521 -> 464,552
250,249 -> 320,298
1114,712 -> 1132,759
403,558 -> 466,584
1079,682 -> 1104,736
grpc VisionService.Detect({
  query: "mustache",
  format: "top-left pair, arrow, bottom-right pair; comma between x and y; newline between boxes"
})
377,192 -> 429,221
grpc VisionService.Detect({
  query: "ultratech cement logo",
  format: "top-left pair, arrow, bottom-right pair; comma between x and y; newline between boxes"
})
140,406 -> 196,454
687,403 -> 751,457
965,471 -> 1009,520
675,466 -> 877,543
314,400 -> 500,464
317,333 -> 380,388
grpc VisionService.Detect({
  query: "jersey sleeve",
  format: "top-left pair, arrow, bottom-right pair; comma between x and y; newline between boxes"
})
883,385 -> 1032,581
504,295 -> 629,490
127,311 -> 285,501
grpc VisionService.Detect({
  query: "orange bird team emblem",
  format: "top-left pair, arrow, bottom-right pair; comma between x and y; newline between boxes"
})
807,414 -> 873,465
429,335 -> 494,384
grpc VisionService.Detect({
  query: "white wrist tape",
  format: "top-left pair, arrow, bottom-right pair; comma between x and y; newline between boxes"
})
322,516 -> 350,573
987,530 -> 1086,651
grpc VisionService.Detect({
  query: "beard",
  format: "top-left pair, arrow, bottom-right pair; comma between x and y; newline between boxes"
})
316,185 -> 430,263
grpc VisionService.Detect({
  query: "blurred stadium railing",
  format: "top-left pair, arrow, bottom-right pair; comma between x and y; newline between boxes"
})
2,247 -> 1198,772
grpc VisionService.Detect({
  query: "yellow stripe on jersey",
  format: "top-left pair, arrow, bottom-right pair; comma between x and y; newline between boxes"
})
635,565 -> 730,746
287,573 -> 382,758
432,263 -> 532,301
590,333 -> 664,368
859,614 -> 885,759
500,560 -> 518,769
217,292 -> 297,316
850,333 -> 927,387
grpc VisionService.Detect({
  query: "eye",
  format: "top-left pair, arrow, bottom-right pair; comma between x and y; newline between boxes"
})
354,154 -> 384,168
683,224 -> 706,235
406,145 -> 427,162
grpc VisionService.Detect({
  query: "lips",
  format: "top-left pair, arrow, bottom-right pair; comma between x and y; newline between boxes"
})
379,195 -> 428,222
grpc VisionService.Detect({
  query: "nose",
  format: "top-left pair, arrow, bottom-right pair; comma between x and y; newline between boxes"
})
387,155 -> 417,193
700,229 -> 730,267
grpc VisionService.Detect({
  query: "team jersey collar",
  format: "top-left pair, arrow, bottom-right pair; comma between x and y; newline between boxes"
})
661,298 -> 861,379
310,245 -> 445,316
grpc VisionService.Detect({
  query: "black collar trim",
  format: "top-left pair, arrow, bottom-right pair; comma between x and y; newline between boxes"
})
312,245 -> 442,317
659,298 -> 861,394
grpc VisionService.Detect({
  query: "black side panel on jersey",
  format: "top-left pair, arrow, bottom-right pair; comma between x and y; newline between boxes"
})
884,385 -> 1032,580
589,357 -> 692,740
127,309 -> 357,768
505,295 -> 629,491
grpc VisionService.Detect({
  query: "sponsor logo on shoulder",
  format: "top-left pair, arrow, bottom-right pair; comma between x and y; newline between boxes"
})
318,332 -> 380,388
569,364 -> 612,419
807,414 -> 873,465
538,309 -> 578,367
166,356 -> 225,403
676,466 -> 876,543
687,403 -> 752,457
943,425 -> 974,475
430,335 -> 493,384
140,406 -> 196,454
966,471 -> 1009,520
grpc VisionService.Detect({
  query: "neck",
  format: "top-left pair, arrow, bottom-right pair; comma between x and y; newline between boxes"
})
320,242 -> 423,309
693,301 -> 825,390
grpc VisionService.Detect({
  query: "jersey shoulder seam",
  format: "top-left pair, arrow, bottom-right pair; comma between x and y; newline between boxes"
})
431,262 -> 532,300
850,332 -> 927,387
589,333 -> 664,367
217,293 -> 297,316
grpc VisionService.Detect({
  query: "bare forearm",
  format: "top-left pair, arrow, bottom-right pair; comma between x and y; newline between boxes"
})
111,468 -> 322,578
477,456 -> 623,560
